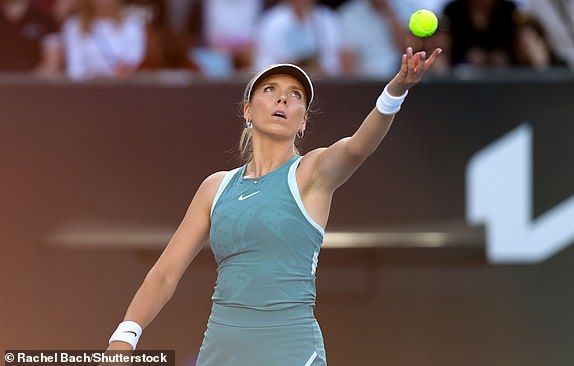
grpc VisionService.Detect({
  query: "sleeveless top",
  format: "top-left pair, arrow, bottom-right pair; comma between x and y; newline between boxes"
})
209,155 -> 325,310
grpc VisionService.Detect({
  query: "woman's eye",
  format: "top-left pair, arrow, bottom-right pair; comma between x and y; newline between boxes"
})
290,90 -> 302,99
263,86 -> 274,93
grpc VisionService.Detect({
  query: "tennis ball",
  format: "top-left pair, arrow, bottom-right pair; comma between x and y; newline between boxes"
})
409,9 -> 438,37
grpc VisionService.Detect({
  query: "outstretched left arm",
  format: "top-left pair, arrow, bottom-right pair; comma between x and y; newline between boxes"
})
308,47 -> 442,192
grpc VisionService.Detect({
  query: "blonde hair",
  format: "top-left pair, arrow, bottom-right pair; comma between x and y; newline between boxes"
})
77,0 -> 124,34
237,75 -> 312,165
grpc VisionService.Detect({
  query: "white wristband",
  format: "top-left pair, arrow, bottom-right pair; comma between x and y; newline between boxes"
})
376,85 -> 408,115
109,321 -> 143,350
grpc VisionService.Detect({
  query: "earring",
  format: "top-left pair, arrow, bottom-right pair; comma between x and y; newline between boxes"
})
246,121 -> 253,129
297,130 -> 304,138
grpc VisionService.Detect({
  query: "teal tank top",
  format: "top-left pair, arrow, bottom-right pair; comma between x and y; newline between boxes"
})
209,155 -> 325,310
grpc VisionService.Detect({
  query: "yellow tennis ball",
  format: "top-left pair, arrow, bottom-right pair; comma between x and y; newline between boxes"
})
409,9 -> 438,37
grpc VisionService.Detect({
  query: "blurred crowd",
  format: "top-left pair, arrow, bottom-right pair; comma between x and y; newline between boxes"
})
1,0 -> 573,81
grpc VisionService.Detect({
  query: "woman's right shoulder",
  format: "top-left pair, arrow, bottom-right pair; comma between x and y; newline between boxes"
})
193,170 -> 234,212
197,170 -> 234,199
181,171 -> 225,212
203,171 -> 229,190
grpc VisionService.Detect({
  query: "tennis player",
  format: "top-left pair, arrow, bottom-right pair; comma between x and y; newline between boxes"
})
106,46 -> 441,365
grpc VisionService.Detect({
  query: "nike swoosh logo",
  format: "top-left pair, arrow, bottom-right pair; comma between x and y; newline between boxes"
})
238,191 -> 260,201
123,331 -> 137,337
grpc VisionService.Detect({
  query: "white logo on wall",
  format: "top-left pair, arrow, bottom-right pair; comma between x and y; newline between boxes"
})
466,123 -> 574,263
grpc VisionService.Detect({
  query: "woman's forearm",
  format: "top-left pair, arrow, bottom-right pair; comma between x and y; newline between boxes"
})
122,266 -> 179,329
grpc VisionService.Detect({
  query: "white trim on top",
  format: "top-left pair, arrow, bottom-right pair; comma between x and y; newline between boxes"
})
304,351 -> 318,366
210,167 -> 242,217
288,157 -> 325,236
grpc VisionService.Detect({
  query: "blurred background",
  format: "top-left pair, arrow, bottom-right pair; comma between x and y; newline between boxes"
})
1,0 -> 574,365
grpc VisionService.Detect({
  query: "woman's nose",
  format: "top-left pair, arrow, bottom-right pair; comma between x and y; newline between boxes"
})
276,95 -> 287,105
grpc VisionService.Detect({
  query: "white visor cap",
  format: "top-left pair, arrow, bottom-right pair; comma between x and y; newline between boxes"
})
246,64 -> 314,111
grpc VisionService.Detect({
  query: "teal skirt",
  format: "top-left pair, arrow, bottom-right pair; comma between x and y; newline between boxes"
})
196,303 -> 327,366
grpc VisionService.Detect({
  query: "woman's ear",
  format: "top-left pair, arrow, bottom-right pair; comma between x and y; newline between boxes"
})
244,103 -> 251,122
301,114 -> 308,132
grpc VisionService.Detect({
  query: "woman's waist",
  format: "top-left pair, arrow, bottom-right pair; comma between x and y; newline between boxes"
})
208,302 -> 316,327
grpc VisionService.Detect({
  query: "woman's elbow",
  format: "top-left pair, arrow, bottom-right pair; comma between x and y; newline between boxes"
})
144,265 -> 180,295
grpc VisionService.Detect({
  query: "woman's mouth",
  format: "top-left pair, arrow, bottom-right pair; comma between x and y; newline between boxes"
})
272,111 -> 287,119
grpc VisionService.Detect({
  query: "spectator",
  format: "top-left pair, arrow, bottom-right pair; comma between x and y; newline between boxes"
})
61,0 -> 146,80
338,0 -> 409,78
418,0 -> 452,13
0,0 -> 61,76
514,13 -> 567,70
125,0 -> 166,27
35,0 -> 76,23
390,0 -> 449,19
442,0 -> 519,68
317,0 -> 347,8
187,0 -> 265,77
123,0 -> 195,71
165,0 -> 193,32
254,0 -> 343,76
526,0 -> 574,69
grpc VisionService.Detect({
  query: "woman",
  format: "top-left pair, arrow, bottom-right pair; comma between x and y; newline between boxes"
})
107,46 -> 442,365
61,0 -> 146,80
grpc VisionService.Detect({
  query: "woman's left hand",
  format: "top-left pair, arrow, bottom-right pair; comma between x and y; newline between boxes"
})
386,47 -> 442,96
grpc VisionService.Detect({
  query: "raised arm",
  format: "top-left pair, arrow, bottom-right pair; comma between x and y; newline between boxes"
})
107,171 -> 226,351
308,47 -> 442,192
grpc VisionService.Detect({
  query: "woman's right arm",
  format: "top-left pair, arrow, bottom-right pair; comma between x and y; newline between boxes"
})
108,171 -> 227,350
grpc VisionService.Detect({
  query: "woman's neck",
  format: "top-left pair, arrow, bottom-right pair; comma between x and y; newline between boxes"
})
246,142 -> 297,178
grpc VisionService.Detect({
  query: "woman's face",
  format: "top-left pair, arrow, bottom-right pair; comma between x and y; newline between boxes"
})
246,74 -> 308,139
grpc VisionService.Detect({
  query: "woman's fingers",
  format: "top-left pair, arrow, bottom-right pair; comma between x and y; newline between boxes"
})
423,48 -> 443,69
404,48 -> 430,80
410,48 -> 442,79
414,51 -> 426,75
406,47 -> 415,73
399,52 -> 408,77
391,47 -> 443,92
